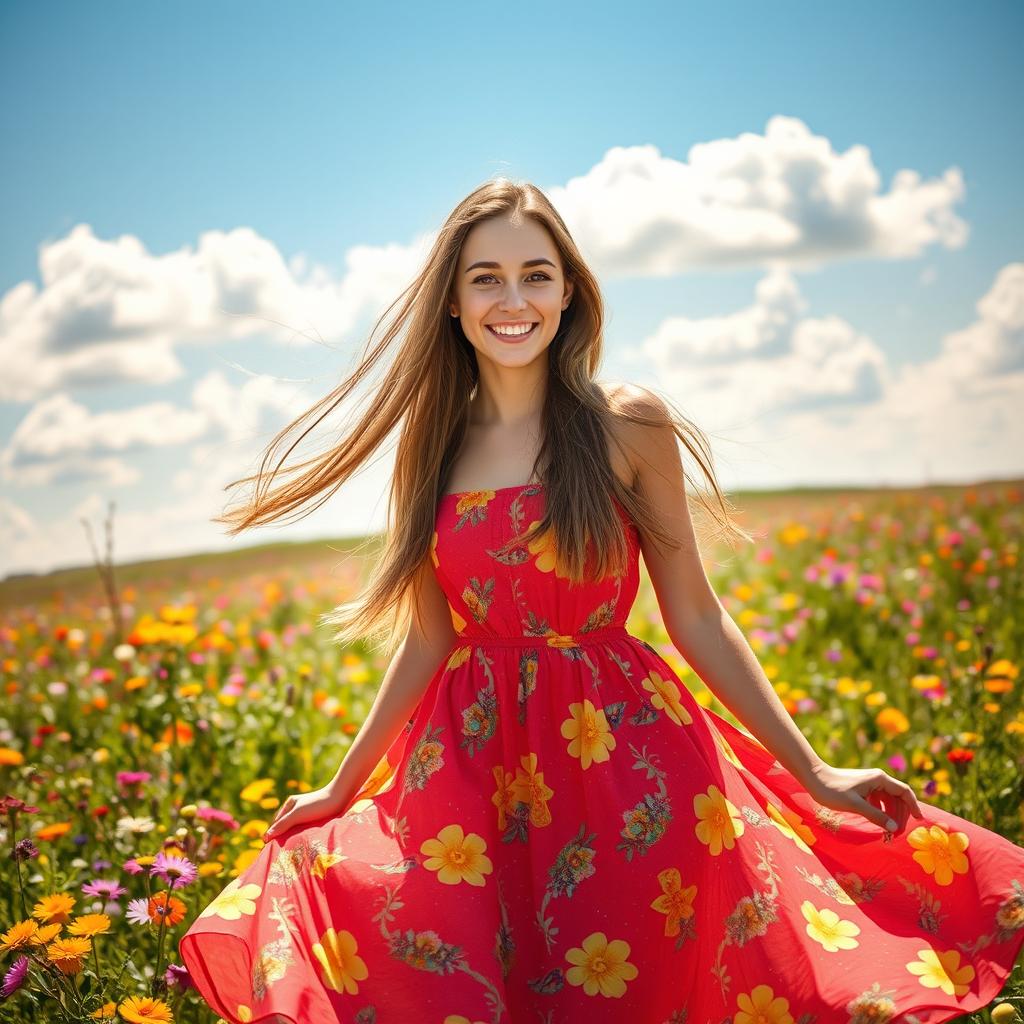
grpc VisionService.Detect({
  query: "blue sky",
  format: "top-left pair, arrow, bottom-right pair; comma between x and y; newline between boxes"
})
1,0 -> 1021,576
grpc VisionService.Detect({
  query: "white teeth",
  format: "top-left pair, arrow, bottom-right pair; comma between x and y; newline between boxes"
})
489,323 -> 536,336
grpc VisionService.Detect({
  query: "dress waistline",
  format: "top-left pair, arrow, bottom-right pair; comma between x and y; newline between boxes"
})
455,625 -> 632,649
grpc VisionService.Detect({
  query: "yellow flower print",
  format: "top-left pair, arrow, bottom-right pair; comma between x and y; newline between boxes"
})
311,850 -> 347,879
906,823 -> 970,886
546,633 -> 580,649
491,765 -> 517,831
693,785 -> 744,855
455,491 -> 495,514
800,900 -> 860,951
350,752 -> 397,807
448,603 -> 467,635
527,523 -> 571,579
905,946 -> 976,996
236,1007 -> 253,1022
444,1017 -> 488,1024
735,984 -> 794,1024
511,752 -> 554,827
198,877 -> 262,921
565,931 -> 639,997
311,927 -> 369,995
561,699 -> 616,770
641,671 -> 693,726
765,802 -> 816,854
447,645 -> 472,670
649,867 -> 697,937
420,824 -> 493,886
714,731 -> 744,770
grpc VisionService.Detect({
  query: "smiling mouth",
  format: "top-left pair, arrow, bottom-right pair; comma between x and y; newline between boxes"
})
486,323 -> 538,340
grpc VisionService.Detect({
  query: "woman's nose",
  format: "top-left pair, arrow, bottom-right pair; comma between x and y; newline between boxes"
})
498,288 -> 526,310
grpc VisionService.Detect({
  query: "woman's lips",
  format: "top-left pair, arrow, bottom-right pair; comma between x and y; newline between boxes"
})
486,323 -> 538,342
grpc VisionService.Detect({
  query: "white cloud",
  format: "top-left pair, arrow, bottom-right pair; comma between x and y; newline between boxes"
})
0,224 -> 433,402
549,115 -> 967,276
0,369 -> 308,488
937,261 -> 1024,380
1,393 -> 208,486
628,261 -> 1024,488
630,266 -> 889,425
0,368 -> 389,577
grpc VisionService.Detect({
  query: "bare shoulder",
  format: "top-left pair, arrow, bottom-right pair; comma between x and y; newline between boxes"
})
599,381 -> 675,493
601,382 -> 721,631
602,380 -> 671,420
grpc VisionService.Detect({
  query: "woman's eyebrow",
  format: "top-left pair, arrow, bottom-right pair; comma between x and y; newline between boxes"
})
464,257 -> 557,273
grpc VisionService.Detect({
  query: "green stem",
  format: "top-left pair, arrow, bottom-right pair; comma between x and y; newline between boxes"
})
51,962 -> 81,1022
13,845 -> 29,922
153,910 -> 168,996
70,968 -> 88,1015
25,954 -> 75,1024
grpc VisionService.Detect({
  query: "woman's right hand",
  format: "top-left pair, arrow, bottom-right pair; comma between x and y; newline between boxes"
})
262,784 -> 355,843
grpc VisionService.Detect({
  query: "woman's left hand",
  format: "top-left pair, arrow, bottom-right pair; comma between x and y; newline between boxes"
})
803,762 -> 927,834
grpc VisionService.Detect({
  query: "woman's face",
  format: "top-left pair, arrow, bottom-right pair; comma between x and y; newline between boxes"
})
450,214 -> 574,365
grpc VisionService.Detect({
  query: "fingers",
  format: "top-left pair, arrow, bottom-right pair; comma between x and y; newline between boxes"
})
857,774 -> 926,833
874,772 -> 926,818
843,786 -> 901,835
264,796 -> 295,842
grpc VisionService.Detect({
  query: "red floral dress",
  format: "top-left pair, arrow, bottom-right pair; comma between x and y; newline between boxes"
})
179,482 -> 1024,1024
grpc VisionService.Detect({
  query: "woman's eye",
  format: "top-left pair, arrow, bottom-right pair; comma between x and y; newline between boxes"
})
473,272 -> 551,284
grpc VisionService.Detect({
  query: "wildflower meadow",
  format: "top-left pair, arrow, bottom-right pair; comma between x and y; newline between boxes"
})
0,481 -> 1021,1023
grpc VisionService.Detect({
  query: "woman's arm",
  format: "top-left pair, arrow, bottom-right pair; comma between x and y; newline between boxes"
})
614,384 -> 825,785
323,556 -> 458,800
615,385 -> 922,831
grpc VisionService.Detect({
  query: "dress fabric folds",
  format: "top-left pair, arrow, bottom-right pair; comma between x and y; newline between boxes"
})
180,482 -> 1024,1024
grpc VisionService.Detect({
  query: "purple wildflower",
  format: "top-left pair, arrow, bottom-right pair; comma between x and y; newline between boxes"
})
82,879 -> 128,900
13,838 -> 39,862
150,852 -> 198,890
164,962 -> 193,991
1,956 -> 29,998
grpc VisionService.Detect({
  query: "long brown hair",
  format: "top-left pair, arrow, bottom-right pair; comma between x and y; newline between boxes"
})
213,177 -> 753,656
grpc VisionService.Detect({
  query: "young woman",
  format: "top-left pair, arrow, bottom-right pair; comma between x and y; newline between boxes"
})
179,179 -> 1024,1023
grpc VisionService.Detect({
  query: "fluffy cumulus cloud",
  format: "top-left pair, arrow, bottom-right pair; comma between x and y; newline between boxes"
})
630,261 -> 1023,488
935,262 -> 1024,381
0,370 -> 307,489
631,267 -> 889,423
1,395 -> 208,487
0,369 -> 366,576
0,224 -> 434,402
549,115 -> 967,276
